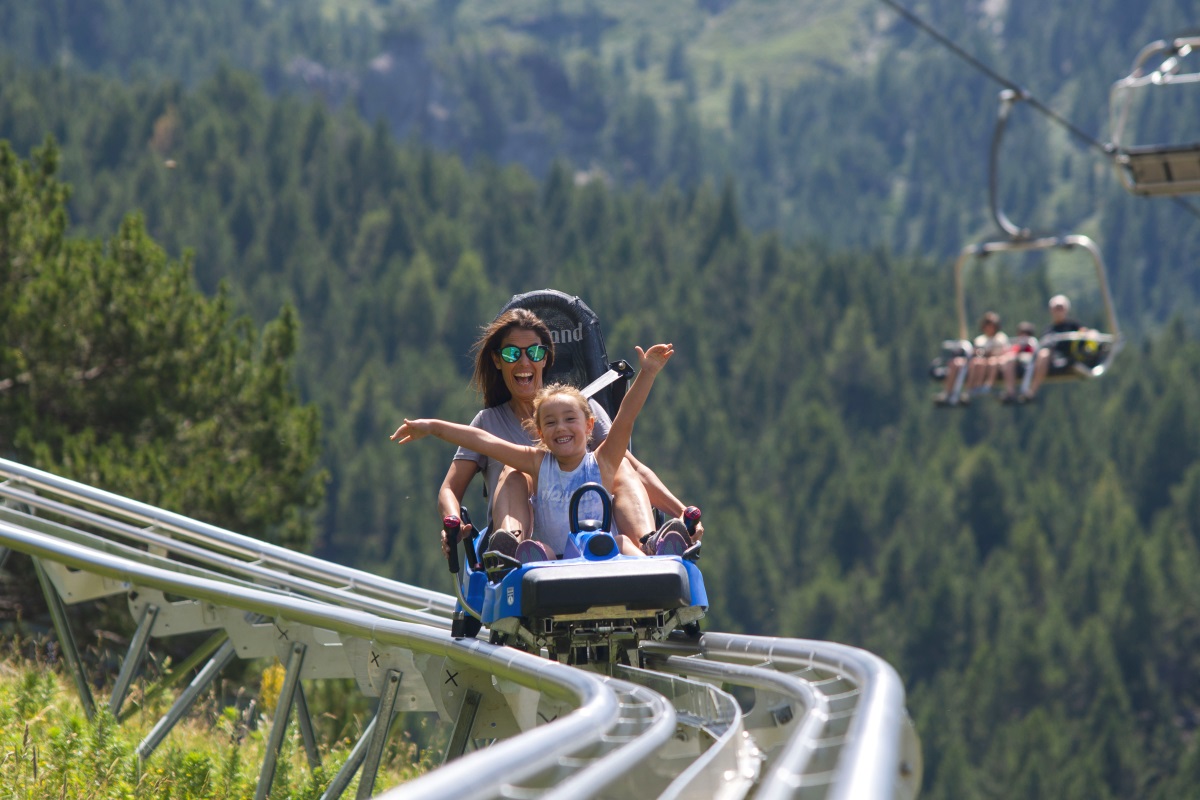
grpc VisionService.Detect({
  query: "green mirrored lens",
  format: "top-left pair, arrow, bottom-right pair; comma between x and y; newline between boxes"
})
497,344 -> 548,363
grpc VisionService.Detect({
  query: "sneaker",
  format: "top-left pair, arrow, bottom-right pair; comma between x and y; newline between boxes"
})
1000,392 -> 1016,405
484,529 -> 519,559
515,539 -> 552,564
959,391 -> 971,405
644,518 -> 690,556
933,392 -> 950,406
481,529 -> 521,579
654,530 -> 688,557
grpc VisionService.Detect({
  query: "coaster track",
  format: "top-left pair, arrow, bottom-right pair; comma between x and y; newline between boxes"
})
0,458 -> 921,799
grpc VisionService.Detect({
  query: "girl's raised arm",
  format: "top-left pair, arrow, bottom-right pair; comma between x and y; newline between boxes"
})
595,343 -> 673,483
391,418 -> 543,478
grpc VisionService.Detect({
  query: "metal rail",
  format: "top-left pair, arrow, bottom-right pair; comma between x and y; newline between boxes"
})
642,633 -> 921,800
0,519 -> 676,798
0,457 -> 456,619
0,458 -> 921,798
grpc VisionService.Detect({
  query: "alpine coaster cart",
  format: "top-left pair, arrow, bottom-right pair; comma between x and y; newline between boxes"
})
446,290 -> 707,670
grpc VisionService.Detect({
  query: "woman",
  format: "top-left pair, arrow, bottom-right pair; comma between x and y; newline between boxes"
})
437,308 -> 702,559
965,311 -> 1009,395
934,310 -> 1007,406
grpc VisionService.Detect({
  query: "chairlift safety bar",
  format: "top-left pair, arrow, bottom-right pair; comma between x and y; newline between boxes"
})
952,234 -> 1123,378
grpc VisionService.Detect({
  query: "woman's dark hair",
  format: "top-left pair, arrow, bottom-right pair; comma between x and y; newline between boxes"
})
471,308 -> 555,408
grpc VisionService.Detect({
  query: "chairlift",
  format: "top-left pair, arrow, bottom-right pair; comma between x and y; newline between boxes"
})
1108,36 -> 1200,196
931,91 -> 1123,407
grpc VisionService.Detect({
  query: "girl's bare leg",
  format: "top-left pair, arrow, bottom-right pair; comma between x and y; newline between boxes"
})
611,459 -> 652,557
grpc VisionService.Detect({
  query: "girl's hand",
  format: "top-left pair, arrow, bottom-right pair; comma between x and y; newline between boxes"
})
635,343 -> 673,375
390,419 -> 432,445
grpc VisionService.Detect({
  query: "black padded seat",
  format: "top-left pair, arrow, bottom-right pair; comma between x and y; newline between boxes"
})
520,559 -> 693,618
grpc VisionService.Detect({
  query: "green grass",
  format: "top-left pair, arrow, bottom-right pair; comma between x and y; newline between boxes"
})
0,645 -> 438,799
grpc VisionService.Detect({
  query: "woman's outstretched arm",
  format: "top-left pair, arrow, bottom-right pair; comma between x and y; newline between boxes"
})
392,419 -> 543,478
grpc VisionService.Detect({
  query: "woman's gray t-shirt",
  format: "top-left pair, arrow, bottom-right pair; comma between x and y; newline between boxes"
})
453,400 -> 612,504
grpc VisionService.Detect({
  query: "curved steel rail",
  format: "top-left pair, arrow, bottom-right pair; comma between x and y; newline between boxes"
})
645,634 -> 921,800
0,519 -> 679,799
0,458 -> 921,798
0,458 -> 456,620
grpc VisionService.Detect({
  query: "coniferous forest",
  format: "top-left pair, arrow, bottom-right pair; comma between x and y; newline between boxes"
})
2,1 -> 1200,797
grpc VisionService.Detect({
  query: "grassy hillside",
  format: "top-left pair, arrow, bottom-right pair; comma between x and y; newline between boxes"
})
0,643 -> 436,798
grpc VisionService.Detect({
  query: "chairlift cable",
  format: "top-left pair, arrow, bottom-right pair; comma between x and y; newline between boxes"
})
877,0 -> 1200,221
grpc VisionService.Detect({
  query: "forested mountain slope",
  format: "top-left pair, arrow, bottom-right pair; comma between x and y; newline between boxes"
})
2,0 -> 1198,325
3,2 -> 1200,797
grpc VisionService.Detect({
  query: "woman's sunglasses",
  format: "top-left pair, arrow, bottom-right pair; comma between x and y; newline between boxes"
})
496,344 -> 548,363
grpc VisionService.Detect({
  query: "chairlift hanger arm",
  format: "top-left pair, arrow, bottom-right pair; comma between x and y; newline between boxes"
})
988,89 -> 1034,241
878,0 -> 1200,215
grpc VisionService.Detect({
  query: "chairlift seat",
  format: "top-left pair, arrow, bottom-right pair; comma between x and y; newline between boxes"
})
1117,142 -> 1200,196
1109,37 -> 1200,196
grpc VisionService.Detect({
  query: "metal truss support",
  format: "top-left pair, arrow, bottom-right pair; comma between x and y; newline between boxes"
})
120,630 -> 228,723
295,682 -> 322,769
137,640 -> 237,763
319,668 -> 403,800
109,602 -> 159,716
33,557 -> 96,721
356,669 -> 403,800
256,642 -> 307,800
443,688 -> 482,762
320,715 -> 377,800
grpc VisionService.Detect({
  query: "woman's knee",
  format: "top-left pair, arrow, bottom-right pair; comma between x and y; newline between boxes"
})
492,467 -> 533,535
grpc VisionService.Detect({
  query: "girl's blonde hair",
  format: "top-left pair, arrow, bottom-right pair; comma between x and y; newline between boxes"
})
525,383 -> 593,449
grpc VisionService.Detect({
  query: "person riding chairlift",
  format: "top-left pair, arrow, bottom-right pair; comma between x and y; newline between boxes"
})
1017,294 -> 1090,403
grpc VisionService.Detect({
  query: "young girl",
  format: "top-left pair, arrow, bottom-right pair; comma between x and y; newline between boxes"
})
391,343 -> 677,559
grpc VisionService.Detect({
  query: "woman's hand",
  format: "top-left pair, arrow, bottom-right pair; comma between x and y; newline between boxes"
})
635,343 -> 674,376
390,419 -> 433,445
441,522 -> 475,559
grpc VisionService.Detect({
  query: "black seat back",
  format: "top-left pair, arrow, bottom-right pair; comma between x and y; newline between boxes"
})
497,289 -> 625,420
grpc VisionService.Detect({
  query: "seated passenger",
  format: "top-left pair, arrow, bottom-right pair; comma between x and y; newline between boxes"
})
935,311 -> 1006,406
392,343 -> 691,561
964,311 -> 1009,396
431,309 -> 702,562
1000,321 -> 1038,404
1023,294 -> 1090,403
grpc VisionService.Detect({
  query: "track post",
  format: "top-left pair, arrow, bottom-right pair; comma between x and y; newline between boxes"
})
255,642 -> 308,800
34,557 -> 96,721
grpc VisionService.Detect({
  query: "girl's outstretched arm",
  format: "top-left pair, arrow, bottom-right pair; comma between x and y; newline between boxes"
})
391,419 -> 543,478
595,343 -> 673,484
